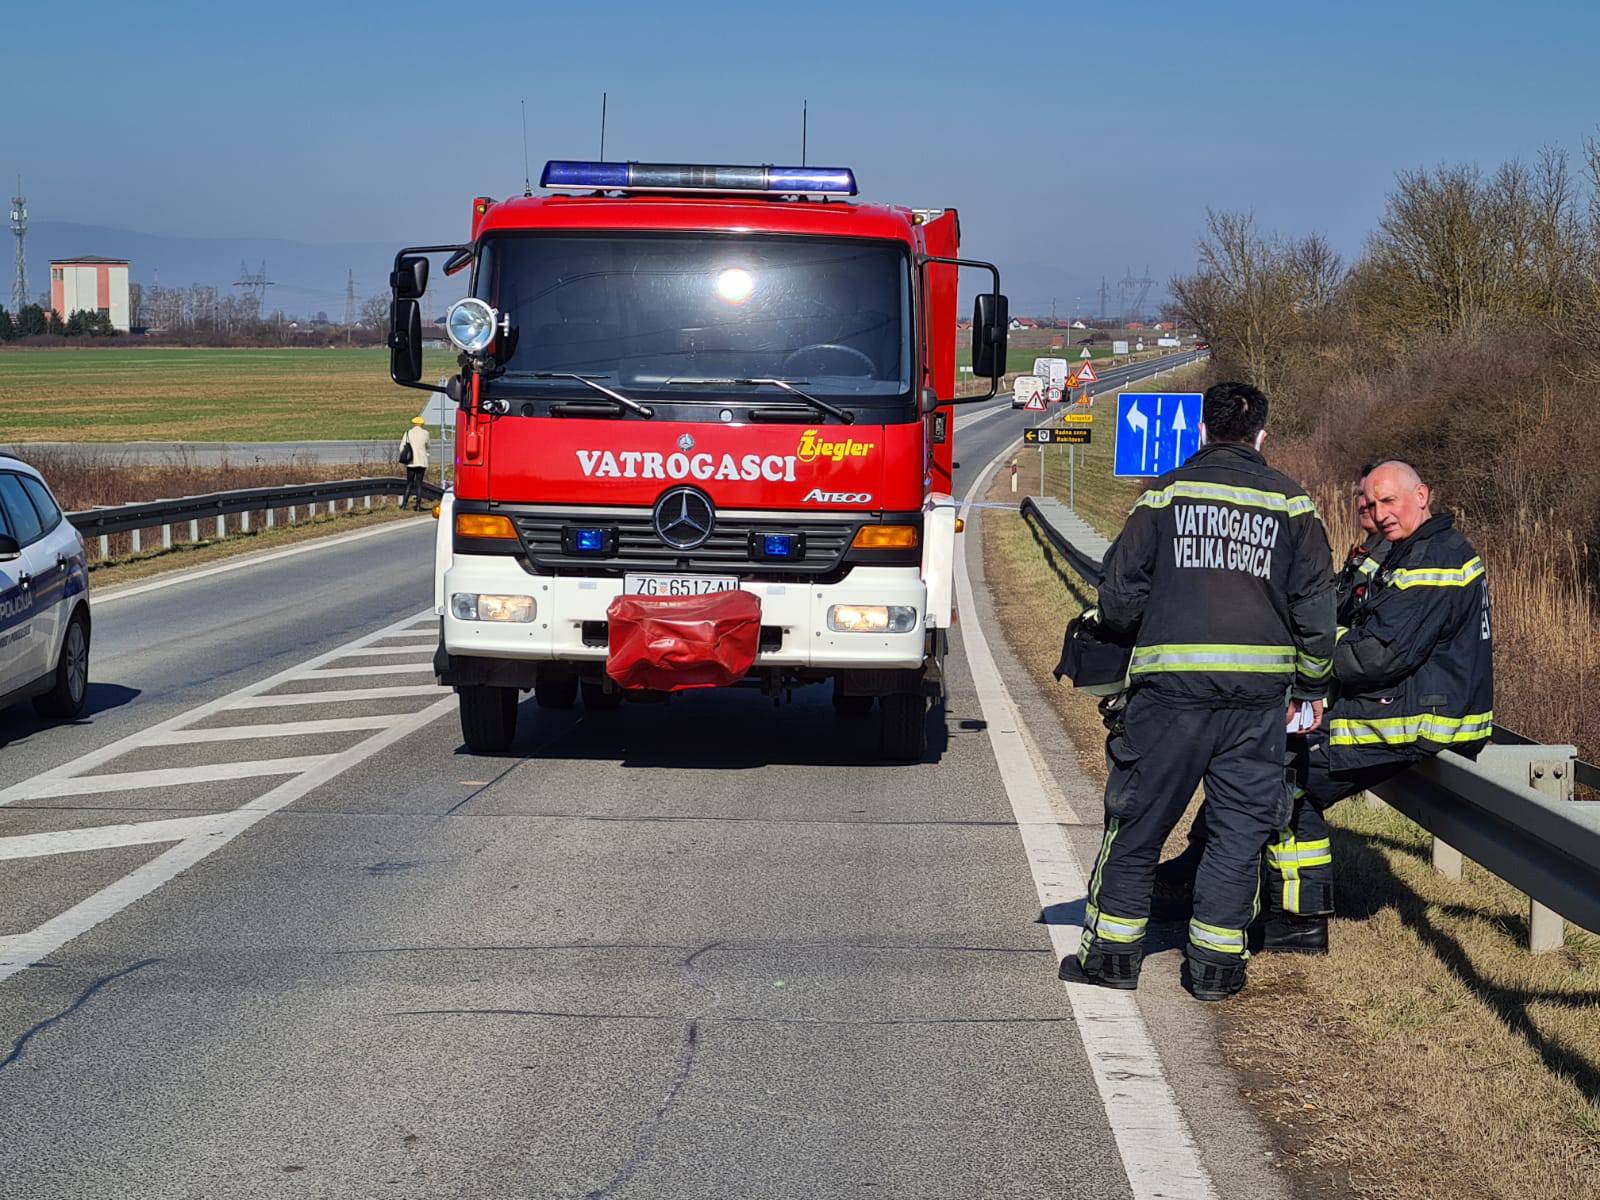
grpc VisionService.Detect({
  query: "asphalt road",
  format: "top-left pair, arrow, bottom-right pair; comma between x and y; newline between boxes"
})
0,352 -> 1295,1200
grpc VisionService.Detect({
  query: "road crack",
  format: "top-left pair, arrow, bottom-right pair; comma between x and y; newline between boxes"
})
0,958 -> 159,1072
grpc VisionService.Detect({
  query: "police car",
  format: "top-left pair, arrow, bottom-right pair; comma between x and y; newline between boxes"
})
0,455 -> 90,720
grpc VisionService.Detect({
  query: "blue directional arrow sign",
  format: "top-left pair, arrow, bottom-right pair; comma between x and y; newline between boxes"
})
1113,392 -> 1203,478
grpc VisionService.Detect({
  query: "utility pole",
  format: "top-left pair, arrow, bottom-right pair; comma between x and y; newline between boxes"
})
9,176 -> 25,316
1098,275 -> 1108,324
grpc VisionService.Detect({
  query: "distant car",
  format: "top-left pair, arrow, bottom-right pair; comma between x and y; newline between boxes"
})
0,456 -> 91,720
1194,341 -> 1210,351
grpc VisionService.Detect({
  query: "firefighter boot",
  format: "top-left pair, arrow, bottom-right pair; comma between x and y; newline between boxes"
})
1182,956 -> 1246,1003
1060,945 -> 1142,991
1261,915 -> 1329,955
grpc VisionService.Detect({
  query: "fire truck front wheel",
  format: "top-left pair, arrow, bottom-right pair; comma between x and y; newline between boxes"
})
879,693 -> 928,761
459,685 -> 520,753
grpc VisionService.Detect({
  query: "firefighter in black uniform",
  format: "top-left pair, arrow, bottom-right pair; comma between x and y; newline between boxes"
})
1153,462 -> 1392,915
1065,382 -> 1336,1001
1263,460 -> 1494,951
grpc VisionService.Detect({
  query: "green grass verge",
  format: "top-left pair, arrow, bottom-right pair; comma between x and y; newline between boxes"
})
0,346 -> 457,442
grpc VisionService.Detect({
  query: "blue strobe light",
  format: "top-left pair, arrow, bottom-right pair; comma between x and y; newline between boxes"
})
541,160 -> 857,196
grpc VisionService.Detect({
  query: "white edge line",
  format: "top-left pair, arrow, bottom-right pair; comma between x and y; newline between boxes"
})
0,695 -> 456,981
955,439 -> 1217,1200
94,515 -> 431,605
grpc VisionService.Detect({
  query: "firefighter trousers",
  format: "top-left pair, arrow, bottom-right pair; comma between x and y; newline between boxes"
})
1081,690 -> 1289,970
1177,739 -> 1411,917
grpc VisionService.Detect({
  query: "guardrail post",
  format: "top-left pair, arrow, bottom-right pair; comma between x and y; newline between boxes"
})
130,528 -> 141,553
288,506 -> 296,524
364,496 -> 371,510
1477,744 -> 1580,952
189,519 -> 199,542
266,508 -> 275,529
98,535 -> 108,560
241,511 -> 250,533
216,515 -> 226,539
1432,839 -> 1464,881
162,524 -> 172,550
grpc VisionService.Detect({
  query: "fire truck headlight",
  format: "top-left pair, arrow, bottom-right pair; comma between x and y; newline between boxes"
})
827,604 -> 917,634
715,267 -> 755,304
451,593 -> 536,623
446,298 -> 498,354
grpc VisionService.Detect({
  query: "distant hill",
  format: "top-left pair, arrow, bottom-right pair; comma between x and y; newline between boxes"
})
19,222 -> 454,322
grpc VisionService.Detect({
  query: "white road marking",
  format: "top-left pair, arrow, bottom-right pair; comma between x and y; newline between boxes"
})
94,516 -> 432,605
954,401 -> 1010,432
230,684 -> 447,708
0,815 -> 234,861
0,694 -> 453,981
955,445 -> 1217,1200
369,628 -> 439,641
12,757 -> 332,801
321,646 -> 440,659
0,609 -> 457,982
142,715 -> 403,744
302,662 -> 436,677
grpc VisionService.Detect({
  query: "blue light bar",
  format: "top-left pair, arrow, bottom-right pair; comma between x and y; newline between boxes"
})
541,160 -> 857,196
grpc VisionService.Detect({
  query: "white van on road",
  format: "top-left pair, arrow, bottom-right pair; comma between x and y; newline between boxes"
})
0,456 -> 91,720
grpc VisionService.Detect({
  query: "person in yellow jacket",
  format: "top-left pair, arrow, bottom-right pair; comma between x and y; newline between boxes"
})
400,415 -> 429,512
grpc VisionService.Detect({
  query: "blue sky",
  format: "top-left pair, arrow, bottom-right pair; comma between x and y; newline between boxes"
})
6,0 -> 1599,313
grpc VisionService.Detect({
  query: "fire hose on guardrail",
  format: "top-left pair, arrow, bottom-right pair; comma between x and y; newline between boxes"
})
1018,495 -> 1600,950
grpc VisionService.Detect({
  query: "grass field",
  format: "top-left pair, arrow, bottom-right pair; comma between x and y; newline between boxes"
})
0,347 -> 457,442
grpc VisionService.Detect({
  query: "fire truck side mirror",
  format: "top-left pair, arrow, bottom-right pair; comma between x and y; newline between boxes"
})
388,298 -> 424,383
972,293 -> 1009,380
391,255 -> 430,299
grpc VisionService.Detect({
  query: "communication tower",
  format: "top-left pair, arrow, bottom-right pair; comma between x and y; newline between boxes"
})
9,177 -> 25,315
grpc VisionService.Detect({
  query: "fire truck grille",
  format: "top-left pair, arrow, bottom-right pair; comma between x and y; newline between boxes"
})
510,511 -> 861,577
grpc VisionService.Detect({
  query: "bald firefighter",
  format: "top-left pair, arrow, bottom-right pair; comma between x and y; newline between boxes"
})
1264,460 -> 1494,951
1066,381 -> 1335,1001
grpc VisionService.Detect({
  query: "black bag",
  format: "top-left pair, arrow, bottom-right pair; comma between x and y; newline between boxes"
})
399,440 -> 414,466
1054,608 -> 1136,695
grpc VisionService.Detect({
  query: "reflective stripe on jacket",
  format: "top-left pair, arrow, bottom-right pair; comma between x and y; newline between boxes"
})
1097,442 -> 1337,708
1328,512 -> 1493,769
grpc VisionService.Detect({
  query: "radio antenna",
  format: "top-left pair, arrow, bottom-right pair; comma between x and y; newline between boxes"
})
520,100 -> 532,196
599,91 -> 608,160
801,99 -> 808,166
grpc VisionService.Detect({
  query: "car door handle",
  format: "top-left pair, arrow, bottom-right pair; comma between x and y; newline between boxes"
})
18,572 -> 32,588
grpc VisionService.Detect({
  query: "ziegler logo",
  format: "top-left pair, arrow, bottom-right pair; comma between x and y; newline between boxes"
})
796,429 -> 876,463
803,489 -> 873,504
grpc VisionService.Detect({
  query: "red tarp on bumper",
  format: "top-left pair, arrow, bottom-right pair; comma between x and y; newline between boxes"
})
606,590 -> 762,691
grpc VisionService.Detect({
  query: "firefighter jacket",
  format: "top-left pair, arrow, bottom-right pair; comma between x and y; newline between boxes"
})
1097,442 -> 1337,709
1335,530 -> 1389,625
1328,511 -> 1493,768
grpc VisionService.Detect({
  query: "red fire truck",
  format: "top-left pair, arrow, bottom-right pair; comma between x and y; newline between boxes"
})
388,160 -> 1009,759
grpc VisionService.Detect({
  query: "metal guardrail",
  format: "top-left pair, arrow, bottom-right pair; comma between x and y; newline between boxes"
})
1019,496 -> 1600,950
67,476 -> 443,558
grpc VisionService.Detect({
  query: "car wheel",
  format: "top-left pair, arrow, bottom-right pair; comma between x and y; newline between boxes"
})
459,685 -> 519,752
34,609 -> 90,720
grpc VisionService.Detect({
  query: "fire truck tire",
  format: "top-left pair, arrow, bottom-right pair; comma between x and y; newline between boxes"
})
535,674 -> 579,709
581,679 -> 623,711
831,684 -> 874,717
879,693 -> 928,761
459,685 -> 520,752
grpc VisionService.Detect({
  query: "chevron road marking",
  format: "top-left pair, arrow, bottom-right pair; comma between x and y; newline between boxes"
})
0,611 -> 455,982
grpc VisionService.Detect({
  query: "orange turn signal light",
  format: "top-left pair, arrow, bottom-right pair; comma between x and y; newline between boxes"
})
455,513 -> 518,540
954,517 -> 965,533
851,524 -> 919,550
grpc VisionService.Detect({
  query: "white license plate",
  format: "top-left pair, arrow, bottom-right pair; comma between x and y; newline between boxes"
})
624,573 -> 738,597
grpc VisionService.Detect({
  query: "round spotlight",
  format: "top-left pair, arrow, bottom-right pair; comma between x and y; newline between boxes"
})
446,298 -> 498,354
715,267 -> 755,304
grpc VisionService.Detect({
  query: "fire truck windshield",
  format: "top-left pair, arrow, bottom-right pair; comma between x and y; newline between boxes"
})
474,235 -> 911,404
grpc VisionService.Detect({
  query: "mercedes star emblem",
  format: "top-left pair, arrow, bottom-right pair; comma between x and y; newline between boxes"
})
677,433 -> 696,452
652,487 -> 715,551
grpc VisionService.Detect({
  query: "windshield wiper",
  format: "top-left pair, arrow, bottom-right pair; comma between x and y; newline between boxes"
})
531,372 -> 654,419
665,377 -> 854,425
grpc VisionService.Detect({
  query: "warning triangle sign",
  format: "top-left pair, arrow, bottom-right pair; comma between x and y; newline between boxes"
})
1024,393 -> 1046,410
1074,362 -> 1099,384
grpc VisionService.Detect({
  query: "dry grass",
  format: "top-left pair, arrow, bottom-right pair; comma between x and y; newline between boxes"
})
980,469 -> 1600,1200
